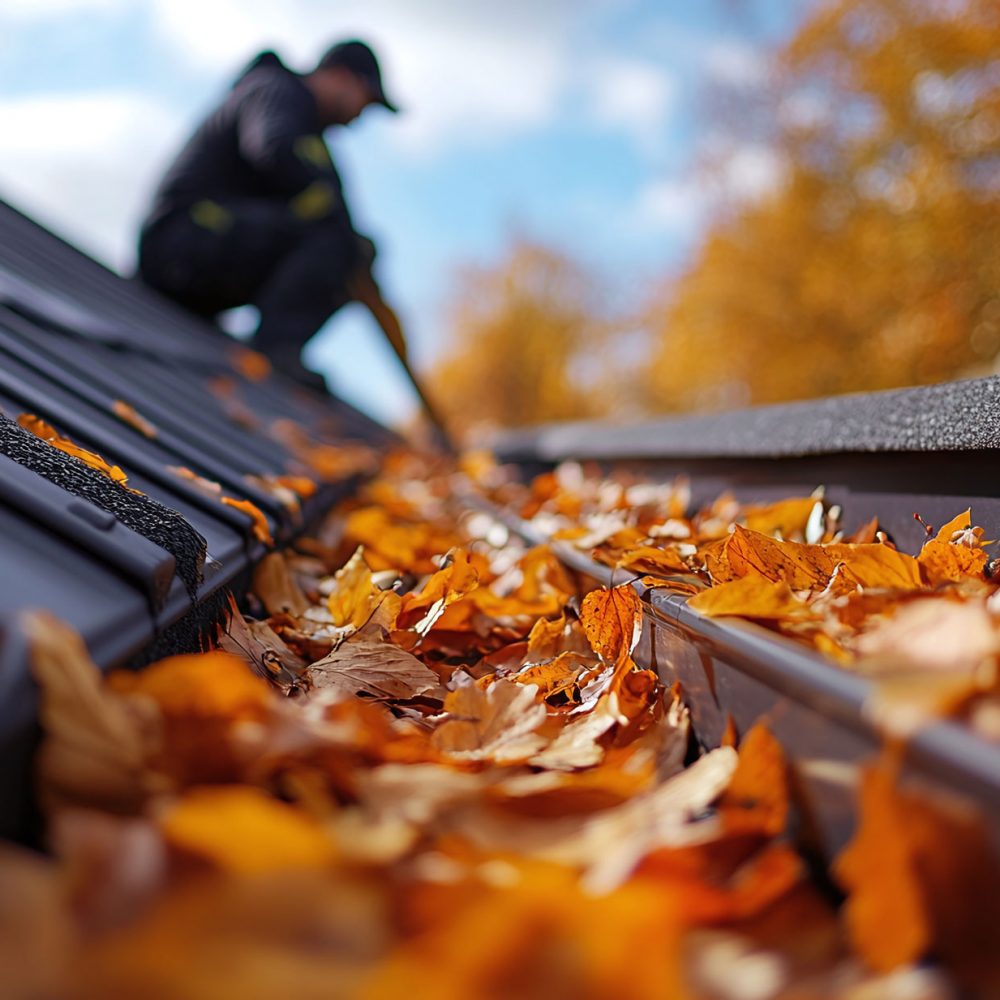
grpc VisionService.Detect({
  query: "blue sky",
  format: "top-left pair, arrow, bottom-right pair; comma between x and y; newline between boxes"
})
0,0 -> 808,426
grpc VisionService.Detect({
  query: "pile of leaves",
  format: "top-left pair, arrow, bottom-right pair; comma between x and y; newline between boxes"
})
503,461 -> 1000,740
3,450 -> 999,998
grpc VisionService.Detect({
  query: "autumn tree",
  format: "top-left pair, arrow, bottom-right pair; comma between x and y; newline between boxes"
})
428,241 -> 624,435
643,0 -> 1000,412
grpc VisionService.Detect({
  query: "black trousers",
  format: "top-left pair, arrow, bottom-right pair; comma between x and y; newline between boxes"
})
138,201 -> 363,369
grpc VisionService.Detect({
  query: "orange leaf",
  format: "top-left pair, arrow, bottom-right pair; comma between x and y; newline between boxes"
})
228,346 -> 272,382
111,400 -> 158,438
221,496 -> 274,546
742,495 -> 819,539
833,759 -> 1000,974
579,584 -> 643,667
398,549 -> 480,636
160,786 -> 335,872
18,413 -> 140,493
718,723 -> 788,838
687,576 -> 815,621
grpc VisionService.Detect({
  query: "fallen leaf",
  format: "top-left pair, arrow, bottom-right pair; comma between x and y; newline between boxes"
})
159,786 -> 336,873
221,496 -> 274,547
252,552 -> 310,617
327,547 -> 382,630
431,679 -> 548,763
834,759 -> 1000,980
579,583 -> 643,667
687,576 -> 816,621
18,413 -> 140,493
529,693 -> 624,771
717,724 -> 788,838
399,549 -> 481,636
25,611 -> 157,814
111,400 -> 158,438
216,595 -> 307,689
308,642 -> 442,702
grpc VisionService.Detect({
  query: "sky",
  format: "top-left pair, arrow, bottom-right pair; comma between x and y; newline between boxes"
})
0,0 -> 809,427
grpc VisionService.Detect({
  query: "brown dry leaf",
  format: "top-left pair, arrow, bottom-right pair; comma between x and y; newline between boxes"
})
0,845 -> 77,997
559,747 -> 740,894
111,400 -> 158,438
834,759 -> 1000,981
580,583 -> 643,667
716,525 -> 833,589
216,595 -> 307,689
431,678 -> 548,763
919,538 -> 988,585
252,552 -> 309,617
221,496 -> 274,546
25,611 -> 158,813
159,785 -> 336,873
398,548 -> 481,636
327,546 -> 383,630
48,808 -> 167,932
528,693 -> 625,771
687,576 -> 816,621
713,525 -> 925,595
308,641 -> 441,702
18,413 -> 140,493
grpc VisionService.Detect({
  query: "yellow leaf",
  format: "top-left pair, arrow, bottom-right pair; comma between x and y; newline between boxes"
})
687,576 -> 815,621
327,546 -> 381,629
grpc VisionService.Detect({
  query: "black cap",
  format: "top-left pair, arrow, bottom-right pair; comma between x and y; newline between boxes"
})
318,39 -> 398,113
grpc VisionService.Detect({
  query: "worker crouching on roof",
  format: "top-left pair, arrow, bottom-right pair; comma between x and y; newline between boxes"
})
137,39 -> 401,391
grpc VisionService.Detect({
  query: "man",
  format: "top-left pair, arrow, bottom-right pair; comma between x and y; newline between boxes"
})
137,39 -> 402,389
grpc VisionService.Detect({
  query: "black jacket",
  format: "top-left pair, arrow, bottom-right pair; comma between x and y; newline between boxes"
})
141,51 -> 353,235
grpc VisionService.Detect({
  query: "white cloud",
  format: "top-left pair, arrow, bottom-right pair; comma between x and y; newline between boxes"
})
145,0 -> 576,156
0,0 -> 126,17
719,143 -> 785,201
704,39 -> 767,88
633,175 -> 707,236
586,57 -> 676,150
0,91 -> 185,269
